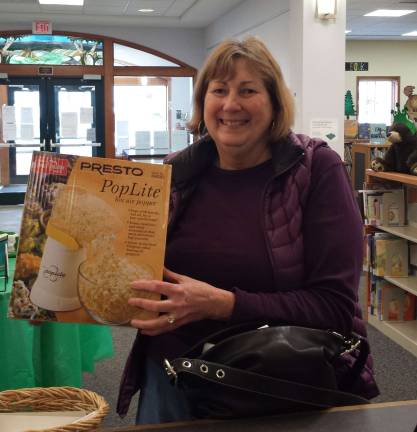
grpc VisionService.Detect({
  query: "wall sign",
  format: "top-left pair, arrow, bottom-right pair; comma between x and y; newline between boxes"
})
345,62 -> 368,71
32,20 -> 52,35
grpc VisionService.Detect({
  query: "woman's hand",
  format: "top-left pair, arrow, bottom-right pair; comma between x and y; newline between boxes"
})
128,267 -> 235,336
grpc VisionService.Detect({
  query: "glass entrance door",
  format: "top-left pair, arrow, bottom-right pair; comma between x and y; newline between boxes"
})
1,78 -> 45,184
0,76 -> 104,185
49,79 -> 104,158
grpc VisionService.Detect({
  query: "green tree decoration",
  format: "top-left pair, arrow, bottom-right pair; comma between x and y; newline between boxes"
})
344,90 -> 356,119
391,103 -> 417,135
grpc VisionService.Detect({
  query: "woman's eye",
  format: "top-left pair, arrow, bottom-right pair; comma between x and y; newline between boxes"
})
241,88 -> 256,95
212,88 -> 226,95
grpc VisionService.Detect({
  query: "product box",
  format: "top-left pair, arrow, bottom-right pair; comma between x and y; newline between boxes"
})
8,151 -> 171,325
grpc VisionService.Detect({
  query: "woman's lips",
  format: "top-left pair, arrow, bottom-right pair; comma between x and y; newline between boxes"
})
219,119 -> 249,126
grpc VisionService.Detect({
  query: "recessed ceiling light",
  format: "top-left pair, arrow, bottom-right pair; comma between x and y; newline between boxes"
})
364,9 -> 415,17
345,30 -> 352,34
39,0 -> 83,5
138,8 -> 155,13
403,30 -> 417,36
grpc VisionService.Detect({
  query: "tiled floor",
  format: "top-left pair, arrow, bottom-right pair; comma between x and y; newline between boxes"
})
0,205 -> 23,233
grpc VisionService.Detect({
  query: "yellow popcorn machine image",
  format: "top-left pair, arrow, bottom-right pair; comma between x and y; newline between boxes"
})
8,152 -> 171,325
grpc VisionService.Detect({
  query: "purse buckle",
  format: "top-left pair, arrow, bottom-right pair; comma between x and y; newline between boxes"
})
330,331 -> 361,355
342,337 -> 361,355
163,359 -> 178,383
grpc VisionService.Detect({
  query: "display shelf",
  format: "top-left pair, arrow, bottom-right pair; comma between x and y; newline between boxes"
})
383,275 -> 417,297
368,315 -> 417,357
366,169 -> 417,187
378,225 -> 417,242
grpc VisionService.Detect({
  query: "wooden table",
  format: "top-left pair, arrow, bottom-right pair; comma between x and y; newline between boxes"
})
98,401 -> 417,432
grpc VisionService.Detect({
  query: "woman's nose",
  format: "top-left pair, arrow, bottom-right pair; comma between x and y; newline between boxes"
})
223,92 -> 242,111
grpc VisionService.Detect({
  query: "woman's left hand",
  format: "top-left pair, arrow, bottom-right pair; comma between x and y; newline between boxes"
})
128,267 -> 235,335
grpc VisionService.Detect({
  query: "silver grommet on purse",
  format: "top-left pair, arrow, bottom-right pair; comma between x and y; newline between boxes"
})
200,364 -> 209,373
216,369 -> 225,379
182,360 -> 192,368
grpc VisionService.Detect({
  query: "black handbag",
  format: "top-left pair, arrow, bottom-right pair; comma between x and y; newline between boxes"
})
163,322 -> 370,419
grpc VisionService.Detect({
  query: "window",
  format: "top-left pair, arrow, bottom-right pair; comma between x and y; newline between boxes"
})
0,34 -> 103,65
113,44 -> 179,67
357,77 -> 400,126
113,76 -> 193,158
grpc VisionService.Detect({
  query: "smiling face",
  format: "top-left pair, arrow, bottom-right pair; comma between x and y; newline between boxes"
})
203,58 -> 274,169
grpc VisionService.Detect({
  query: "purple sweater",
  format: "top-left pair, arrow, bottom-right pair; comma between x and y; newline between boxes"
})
117,132 -> 379,416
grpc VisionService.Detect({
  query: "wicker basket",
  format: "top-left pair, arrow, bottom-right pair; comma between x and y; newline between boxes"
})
0,386 -> 109,432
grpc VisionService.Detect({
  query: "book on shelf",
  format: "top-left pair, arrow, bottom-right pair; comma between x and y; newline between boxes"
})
368,273 -> 378,317
376,279 -> 417,321
404,291 -> 417,321
381,189 -> 405,226
360,188 -> 405,227
366,193 -> 383,226
357,123 -> 370,140
344,119 -> 358,139
409,244 -> 417,267
369,123 -> 387,144
373,233 -> 408,277
364,233 -> 373,270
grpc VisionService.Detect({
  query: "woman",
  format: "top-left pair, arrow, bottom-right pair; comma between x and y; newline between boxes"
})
117,36 -> 379,423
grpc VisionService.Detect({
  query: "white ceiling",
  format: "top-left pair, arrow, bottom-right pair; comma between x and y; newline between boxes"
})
0,0 -> 245,28
0,0 -> 416,38
347,0 -> 417,39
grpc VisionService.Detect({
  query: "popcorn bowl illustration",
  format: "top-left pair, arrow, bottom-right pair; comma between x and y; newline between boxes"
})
77,263 -> 130,325
77,257 -> 155,326
30,235 -> 86,311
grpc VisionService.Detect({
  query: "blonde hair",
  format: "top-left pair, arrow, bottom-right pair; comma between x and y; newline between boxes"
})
188,36 -> 294,142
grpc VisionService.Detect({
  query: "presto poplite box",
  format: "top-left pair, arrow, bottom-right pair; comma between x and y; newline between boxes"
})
8,151 -> 171,325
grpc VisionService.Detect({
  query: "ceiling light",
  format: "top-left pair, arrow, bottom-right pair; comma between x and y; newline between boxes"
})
138,8 -> 155,13
364,9 -> 415,17
403,30 -> 417,36
345,30 -> 352,34
39,0 -> 84,5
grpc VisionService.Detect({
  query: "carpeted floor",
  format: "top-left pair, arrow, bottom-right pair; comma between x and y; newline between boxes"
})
83,326 -> 139,428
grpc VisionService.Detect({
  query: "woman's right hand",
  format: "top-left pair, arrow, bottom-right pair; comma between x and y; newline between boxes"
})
128,267 -> 235,336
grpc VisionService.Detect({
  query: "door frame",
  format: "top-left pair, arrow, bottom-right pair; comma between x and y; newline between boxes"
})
1,75 -> 104,185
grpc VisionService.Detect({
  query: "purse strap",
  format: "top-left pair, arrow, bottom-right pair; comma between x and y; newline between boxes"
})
167,357 -> 369,409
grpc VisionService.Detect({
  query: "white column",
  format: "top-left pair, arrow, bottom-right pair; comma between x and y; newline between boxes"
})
289,0 -> 346,158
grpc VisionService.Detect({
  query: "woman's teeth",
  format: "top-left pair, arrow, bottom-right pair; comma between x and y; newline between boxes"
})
220,119 -> 248,126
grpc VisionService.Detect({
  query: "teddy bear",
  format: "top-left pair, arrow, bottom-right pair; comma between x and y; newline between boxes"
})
371,122 -> 417,175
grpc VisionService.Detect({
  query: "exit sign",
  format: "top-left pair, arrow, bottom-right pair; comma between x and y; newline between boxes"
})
32,21 -> 52,35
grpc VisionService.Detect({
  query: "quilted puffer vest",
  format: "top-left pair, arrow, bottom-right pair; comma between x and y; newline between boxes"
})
168,132 -> 316,291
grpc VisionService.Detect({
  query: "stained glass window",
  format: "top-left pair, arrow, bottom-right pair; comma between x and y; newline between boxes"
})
0,34 -> 103,65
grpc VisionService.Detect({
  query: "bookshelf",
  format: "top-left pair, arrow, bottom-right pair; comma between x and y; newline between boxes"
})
351,143 -> 390,190
365,169 -> 417,357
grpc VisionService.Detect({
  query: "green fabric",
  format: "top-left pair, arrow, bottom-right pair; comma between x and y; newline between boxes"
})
0,258 -> 114,390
